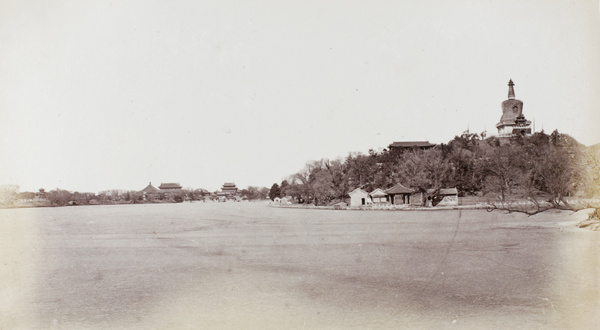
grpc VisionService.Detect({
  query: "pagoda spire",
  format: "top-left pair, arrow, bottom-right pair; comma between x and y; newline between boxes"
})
508,79 -> 515,99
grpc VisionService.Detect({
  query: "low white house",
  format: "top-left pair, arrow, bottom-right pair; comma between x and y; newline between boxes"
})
348,188 -> 371,207
370,188 -> 388,204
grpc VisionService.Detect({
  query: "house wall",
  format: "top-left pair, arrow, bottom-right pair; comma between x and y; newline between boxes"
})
349,191 -> 371,207
411,192 -> 423,206
371,196 -> 388,203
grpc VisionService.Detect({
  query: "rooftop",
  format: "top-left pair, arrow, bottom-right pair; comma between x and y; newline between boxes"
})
348,188 -> 368,196
159,183 -> 182,190
389,141 -> 436,148
139,182 -> 160,194
369,188 -> 388,198
385,184 -> 414,194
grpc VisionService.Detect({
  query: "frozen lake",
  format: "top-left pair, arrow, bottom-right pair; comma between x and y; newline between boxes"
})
1,202 -> 598,329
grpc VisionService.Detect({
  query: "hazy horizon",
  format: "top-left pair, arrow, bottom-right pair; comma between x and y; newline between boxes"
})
2,0 -> 599,193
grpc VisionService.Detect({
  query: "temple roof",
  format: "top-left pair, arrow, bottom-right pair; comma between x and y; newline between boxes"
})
369,188 -> 388,198
389,141 -> 435,148
385,184 -> 414,194
159,183 -> 182,190
139,182 -> 160,194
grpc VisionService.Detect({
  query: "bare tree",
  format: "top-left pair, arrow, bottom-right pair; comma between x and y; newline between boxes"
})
0,184 -> 19,207
399,149 -> 451,206
485,132 -> 598,215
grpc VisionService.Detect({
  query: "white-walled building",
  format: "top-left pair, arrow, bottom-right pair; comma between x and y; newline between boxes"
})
348,188 -> 371,207
370,188 -> 388,204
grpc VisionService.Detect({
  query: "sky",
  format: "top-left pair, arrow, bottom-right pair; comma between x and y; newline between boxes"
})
1,0 -> 600,193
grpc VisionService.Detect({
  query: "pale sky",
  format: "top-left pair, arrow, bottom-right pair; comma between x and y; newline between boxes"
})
1,0 -> 599,193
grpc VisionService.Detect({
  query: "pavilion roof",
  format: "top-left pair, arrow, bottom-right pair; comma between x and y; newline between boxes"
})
389,141 -> 435,148
369,188 -> 388,197
159,183 -> 182,190
385,184 -> 414,194
139,182 -> 160,194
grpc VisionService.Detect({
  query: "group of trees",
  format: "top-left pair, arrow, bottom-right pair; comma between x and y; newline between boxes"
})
269,130 -> 600,213
1,185 -> 271,208
0,184 -> 20,207
238,186 -> 270,200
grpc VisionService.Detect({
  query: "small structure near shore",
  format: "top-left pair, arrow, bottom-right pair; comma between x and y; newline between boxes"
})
427,188 -> 459,206
348,185 -> 459,208
385,184 -> 417,205
370,188 -> 388,204
349,188 -> 371,207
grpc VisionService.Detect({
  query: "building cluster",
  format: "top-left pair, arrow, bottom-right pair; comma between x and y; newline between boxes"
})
138,80 -> 531,208
348,185 -> 458,208
214,182 -> 240,202
345,80 -> 531,209
138,182 -> 184,202
138,182 -> 240,202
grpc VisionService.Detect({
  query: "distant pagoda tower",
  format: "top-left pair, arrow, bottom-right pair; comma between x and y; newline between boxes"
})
496,79 -> 532,137
221,182 -> 238,196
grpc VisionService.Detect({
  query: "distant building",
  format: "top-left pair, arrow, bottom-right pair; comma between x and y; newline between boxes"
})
221,182 -> 238,196
214,182 -> 239,202
348,188 -> 371,207
496,79 -> 532,137
139,182 -> 160,201
406,187 -> 459,207
369,188 -> 388,204
159,183 -> 183,190
384,183 -> 416,205
158,183 -> 183,201
388,141 -> 436,153
348,185 -> 459,208
427,188 -> 459,206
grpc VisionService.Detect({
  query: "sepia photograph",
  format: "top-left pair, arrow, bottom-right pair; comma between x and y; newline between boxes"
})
1,0 -> 599,328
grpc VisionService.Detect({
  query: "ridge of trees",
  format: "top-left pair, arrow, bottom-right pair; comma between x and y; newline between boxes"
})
269,130 -> 600,214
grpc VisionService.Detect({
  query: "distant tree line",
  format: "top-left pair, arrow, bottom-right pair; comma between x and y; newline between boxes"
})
269,130 -> 600,213
238,186 -> 270,200
0,185 -> 270,208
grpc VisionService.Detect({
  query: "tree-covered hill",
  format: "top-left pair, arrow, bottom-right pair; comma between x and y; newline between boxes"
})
273,130 -> 600,212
